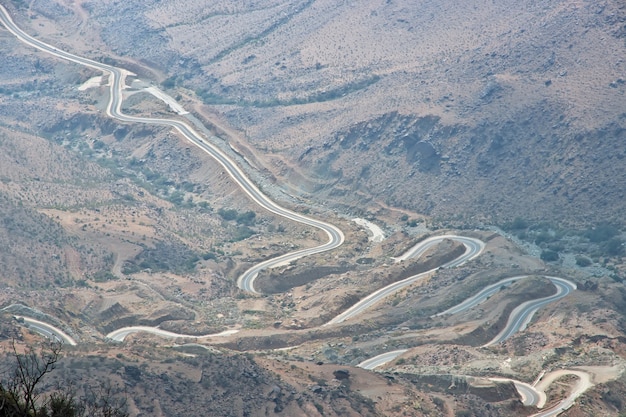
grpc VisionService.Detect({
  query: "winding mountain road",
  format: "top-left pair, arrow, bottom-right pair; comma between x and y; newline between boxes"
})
357,349 -> 408,370
0,4 -> 343,297
0,8 -> 600,416
489,377 -> 544,407
433,276 -> 523,317
106,326 -> 238,342
482,276 -> 576,347
393,235 -> 485,264
324,236 -> 485,326
14,316 -> 77,346
531,371 -> 590,416
434,275 -> 577,334
0,5 -> 491,337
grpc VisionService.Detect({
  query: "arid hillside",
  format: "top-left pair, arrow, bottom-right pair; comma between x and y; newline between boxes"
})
2,1 -> 626,417
27,0 -> 624,227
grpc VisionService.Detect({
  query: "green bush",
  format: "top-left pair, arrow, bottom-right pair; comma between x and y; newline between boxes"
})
123,242 -> 200,274
197,201 -> 212,212
236,211 -> 256,225
202,252 -> 217,261
92,271 -> 117,282
510,217 -> 528,230
161,76 -> 176,88
575,255 -> 592,267
585,223 -> 619,243
232,226 -> 255,242
604,237 -> 624,256
218,208 -> 238,221
540,250 -> 559,262
168,191 -> 185,205
535,232 -> 555,245
93,140 -> 106,150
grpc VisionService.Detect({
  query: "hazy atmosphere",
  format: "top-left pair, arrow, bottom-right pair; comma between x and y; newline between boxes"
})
0,0 -> 625,416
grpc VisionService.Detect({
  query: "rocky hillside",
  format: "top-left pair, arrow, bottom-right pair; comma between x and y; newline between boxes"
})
26,0 -> 624,228
2,2 -> 626,417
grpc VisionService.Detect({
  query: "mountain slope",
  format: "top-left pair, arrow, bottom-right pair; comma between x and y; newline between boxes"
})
54,0 -> 626,226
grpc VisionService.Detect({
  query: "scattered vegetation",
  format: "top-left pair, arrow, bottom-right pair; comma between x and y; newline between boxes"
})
122,241 -> 201,275
216,208 -> 258,241
217,208 -> 256,225
540,250 -> 559,262
232,226 -> 256,242
89,271 -> 118,282
575,255 -> 592,267
502,218 -> 624,263
196,76 -> 380,108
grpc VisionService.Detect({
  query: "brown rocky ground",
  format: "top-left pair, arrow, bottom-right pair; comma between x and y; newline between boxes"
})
2,1 -> 626,416
5,0 -> 625,227
16,0 -> 620,228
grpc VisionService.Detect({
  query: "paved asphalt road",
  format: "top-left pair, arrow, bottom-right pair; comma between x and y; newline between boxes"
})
530,370 -> 593,417
393,235 -> 484,264
16,316 -> 77,346
432,276 -> 522,317
0,10 -> 591,416
324,235 -> 485,326
106,326 -> 239,342
515,382 -> 541,407
483,276 -> 576,347
489,377 -> 543,407
357,349 -> 408,370
0,5 -> 343,297
433,275 -> 576,346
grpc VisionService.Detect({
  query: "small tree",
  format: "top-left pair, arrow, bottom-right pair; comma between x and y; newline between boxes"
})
540,250 -> 559,262
575,255 -> 592,267
510,217 -> 528,230
0,341 -> 128,417
0,341 -> 61,416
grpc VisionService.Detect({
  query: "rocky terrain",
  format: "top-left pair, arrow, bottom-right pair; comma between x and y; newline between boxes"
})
47,0 -> 626,228
1,0 -> 626,416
